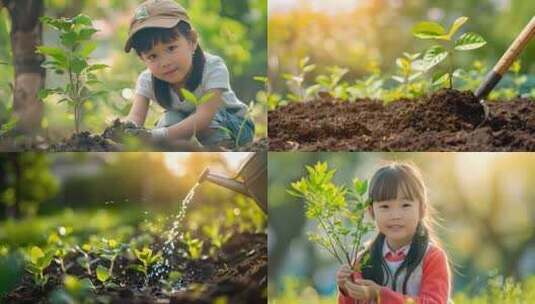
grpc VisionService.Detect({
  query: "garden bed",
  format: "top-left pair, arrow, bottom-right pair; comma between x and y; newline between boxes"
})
269,89 -> 535,151
2,232 -> 267,304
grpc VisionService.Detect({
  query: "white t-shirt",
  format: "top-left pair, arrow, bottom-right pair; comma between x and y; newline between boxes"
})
135,52 -> 246,116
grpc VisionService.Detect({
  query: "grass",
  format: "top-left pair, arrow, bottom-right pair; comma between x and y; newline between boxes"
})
269,275 -> 535,304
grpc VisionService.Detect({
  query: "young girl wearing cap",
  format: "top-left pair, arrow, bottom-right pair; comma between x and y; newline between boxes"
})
337,162 -> 451,304
124,0 -> 254,147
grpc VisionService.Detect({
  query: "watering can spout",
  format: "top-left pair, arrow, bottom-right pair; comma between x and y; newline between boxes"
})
199,168 -> 250,197
198,152 -> 267,214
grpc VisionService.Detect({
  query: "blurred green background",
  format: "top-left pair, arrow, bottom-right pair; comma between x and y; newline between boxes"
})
0,152 -> 258,244
269,0 -> 535,95
0,0 -> 267,139
268,152 -> 535,301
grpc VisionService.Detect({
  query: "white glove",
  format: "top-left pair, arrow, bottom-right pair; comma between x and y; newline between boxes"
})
150,127 -> 169,141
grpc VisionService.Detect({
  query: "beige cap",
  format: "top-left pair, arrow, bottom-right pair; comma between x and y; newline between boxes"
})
124,0 -> 190,52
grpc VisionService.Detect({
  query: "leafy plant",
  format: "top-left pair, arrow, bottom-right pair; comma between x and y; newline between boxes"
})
288,162 -> 374,267
37,14 -> 109,134
75,243 -> 94,276
180,89 -> 215,147
347,74 -> 384,101
49,274 -> 95,304
182,232 -> 204,260
159,270 -> 183,293
203,222 -> 232,255
131,247 -> 162,279
283,57 -> 316,102
412,16 -> 487,89
96,238 -> 125,284
392,52 -> 423,96
254,76 -> 282,111
308,66 -> 350,101
25,246 -> 54,289
47,228 -> 73,273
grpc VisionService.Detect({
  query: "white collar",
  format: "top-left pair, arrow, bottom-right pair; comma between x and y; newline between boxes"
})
382,239 -> 411,258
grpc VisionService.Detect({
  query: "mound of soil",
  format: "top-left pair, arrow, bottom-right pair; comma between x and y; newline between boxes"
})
49,131 -> 122,152
2,233 -> 267,304
269,89 -> 535,151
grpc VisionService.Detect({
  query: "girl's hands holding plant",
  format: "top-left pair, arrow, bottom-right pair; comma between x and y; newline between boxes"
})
336,264 -> 352,291
345,278 -> 381,301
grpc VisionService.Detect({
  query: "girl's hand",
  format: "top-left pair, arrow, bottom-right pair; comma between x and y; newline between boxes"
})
345,279 -> 381,301
336,264 -> 352,290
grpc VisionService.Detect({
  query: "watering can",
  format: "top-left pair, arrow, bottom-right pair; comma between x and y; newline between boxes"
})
199,152 -> 267,214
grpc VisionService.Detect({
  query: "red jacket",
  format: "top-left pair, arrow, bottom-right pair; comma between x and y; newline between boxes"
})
338,245 -> 450,304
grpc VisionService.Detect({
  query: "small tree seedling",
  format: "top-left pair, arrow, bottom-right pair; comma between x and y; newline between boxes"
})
180,89 -> 215,147
347,75 -> 384,101
37,14 -> 109,134
182,232 -> 204,260
412,16 -> 486,89
160,270 -> 183,293
49,274 -> 95,304
308,66 -> 350,101
131,247 -> 162,279
25,246 -> 54,289
254,76 -> 282,111
392,52 -> 423,96
75,243 -> 95,276
288,162 -> 374,267
283,57 -> 316,102
47,226 -> 74,273
96,238 -> 126,280
202,222 -> 232,256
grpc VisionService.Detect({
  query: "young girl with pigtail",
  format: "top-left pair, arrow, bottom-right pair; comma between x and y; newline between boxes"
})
337,162 -> 451,304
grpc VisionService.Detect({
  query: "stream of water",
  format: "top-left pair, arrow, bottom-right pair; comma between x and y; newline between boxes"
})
148,182 -> 200,284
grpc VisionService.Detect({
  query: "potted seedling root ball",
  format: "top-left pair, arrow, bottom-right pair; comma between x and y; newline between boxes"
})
289,162 -> 374,279
269,16 -> 535,151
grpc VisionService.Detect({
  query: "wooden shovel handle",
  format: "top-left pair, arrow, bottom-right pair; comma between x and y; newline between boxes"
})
495,15 -> 535,75
475,15 -> 535,99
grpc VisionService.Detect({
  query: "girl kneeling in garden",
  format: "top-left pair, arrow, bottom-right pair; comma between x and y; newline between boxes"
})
124,0 -> 254,147
337,162 -> 451,304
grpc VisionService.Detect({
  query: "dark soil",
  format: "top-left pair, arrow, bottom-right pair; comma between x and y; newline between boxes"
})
49,131 -> 122,152
2,233 -> 267,304
269,89 -> 535,151
0,119 -> 267,152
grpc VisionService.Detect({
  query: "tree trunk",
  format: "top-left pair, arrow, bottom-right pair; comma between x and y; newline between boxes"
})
3,0 -> 45,134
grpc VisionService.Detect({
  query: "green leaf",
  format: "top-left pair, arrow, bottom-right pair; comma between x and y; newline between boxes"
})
60,32 -> 78,48
391,75 -> 405,83
198,92 -> 215,105
30,246 -> 44,264
36,46 -> 67,66
78,29 -> 98,41
396,58 -> 410,71
454,32 -> 487,51
73,14 -> 92,26
411,21 -> 446,39
86,64 -> 109,72
96,265 -> 110,282
79,42 -> 97,57
447,16 -> 468,39
432,73 -> 450,87
422,45 -> 449,70
128,264 -> 146,274
180,88 -> 198,104
71,57 -> 87,74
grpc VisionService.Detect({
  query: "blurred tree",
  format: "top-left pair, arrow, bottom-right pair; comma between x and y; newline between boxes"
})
0,0 -> 45,133
0,153 -> 58,219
